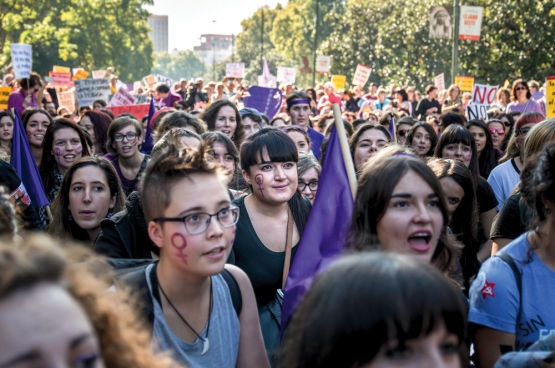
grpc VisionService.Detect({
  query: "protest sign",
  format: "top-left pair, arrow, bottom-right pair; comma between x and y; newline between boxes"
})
0,87 -> 11,110
546,76 -> 555,119
316,56 -> 331,74
135,94 -> 148,104
471,84 -> 498,105
257,75 -> 277,88
455,76 -> 474,91
435,73 -> 445,91
56,90 -> 76,114
51,72 -> 72,87
466,103 -> 488,121
143,74 -> 157,88
106,104 -> 150,120
133,81 -> 142,90
459,6 -> 483,41
331,75 -> 346,90
352,64 -> 372,86
108,87 -> 137,107
53,66 -> 70,74
93,70 -> 106,79
74,78 -> 111,106
115,79 -> 127,91
156,74 -> 173,87
243,86 -> 283,120
226,63 -> 245,78
11,44 -> 32,79
276,67 -> 297,84
72,69 -> 89,80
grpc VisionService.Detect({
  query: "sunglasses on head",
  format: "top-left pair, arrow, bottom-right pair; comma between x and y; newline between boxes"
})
489,128 -> 504,135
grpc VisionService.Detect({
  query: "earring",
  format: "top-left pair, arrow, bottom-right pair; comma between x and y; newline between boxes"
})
107,208 -> 114,219
547,207 -> 552,215
68,213 -> 73,221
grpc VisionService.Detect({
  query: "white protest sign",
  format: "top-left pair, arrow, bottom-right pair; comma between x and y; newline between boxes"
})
226,63 -> 245,78
459,6 -> 484,41
56,90 -> 76,114
435,73 -> 445,91
276,67 -> 296,84
352,64 -> 372,86
115,79 -> 127,91
74,78 -> 111,106
133,81 -> 142,90
11,44 -> 32,79
51,72 -> 72,87
257,75 -> 277,88
156,74 -> 173,87
471,84 -> 498,105
108,87 -> 137,107
92,70 -> 106,79
466,103 -> 488,121
316,56 -> 331,74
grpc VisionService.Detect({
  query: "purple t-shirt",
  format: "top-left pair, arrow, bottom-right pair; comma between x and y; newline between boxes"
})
160,90 -> 183,108
7,89 -> 39,116
104,153 -> 148,195
506,99 -> 544,116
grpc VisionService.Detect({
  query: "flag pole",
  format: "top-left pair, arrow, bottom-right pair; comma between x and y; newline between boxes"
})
331,103 -> 357,199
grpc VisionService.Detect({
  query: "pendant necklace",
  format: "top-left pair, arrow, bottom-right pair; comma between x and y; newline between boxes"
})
159,277 -> 213,355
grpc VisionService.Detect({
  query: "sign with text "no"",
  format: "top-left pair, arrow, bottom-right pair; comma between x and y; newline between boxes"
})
471,84 -> 498,105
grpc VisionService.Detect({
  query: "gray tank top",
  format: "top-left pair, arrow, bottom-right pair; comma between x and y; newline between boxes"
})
145,264 -> 240,368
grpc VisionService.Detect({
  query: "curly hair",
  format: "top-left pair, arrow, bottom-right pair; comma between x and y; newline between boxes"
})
0,234 -> 174,368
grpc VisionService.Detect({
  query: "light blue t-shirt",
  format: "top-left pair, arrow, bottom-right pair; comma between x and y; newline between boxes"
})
488,158 -> 521,210
469,233 -> 555,351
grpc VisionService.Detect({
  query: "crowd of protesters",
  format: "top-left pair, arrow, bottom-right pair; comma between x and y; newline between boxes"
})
0,67 -> 554,368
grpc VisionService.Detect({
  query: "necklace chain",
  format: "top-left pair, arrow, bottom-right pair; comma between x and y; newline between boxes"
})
158,278 -> 213,344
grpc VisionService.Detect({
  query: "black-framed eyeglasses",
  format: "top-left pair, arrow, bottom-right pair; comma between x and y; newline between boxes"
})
515,127 -> 532,137
298,181 -> 318,191
114,132 -> 139,142
153,206 -> 239,235
398,129 -> 409,137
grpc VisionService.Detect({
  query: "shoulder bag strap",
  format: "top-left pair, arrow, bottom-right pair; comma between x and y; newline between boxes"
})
282,206 -> 294,290
495,253 -> 522,308
523,99 -> 531,113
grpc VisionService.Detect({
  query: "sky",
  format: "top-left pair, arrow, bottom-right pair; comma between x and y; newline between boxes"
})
145,0 -> 282,52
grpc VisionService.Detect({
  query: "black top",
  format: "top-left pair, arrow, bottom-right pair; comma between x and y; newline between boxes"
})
490,193 -> 531,241
231,196 -> 310,306
476,176 -> 498,214
415,98 -> 441,119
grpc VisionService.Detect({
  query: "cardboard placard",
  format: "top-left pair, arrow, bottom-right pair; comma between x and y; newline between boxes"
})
156,74 -> 173,87
471,84 -> 498,105
53,65 -> 70,74
143,74 -> 157,88
74,78 -> 111,106
546,76 -> 555,119
276,67 -> 297,84
435,73 -> 445,91
0,86 -> 11,110
106,104 -> 150,119
226,63 -> 245,78
72,69 -> 89,80
455,76 -> 475,91
133,81 -> 142,90
56,90 -> 76,114
108,87 -> 137,107
352,64 -> 372,86
92,70 -> 106,79
466,103 -> 488,121
11,44 -> 32,79
331,75 -> 346,90
51,72 -> 72,87
135,94 -> 148,104
316,56 -> 331,74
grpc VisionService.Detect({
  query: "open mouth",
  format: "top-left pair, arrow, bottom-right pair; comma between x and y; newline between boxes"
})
407,231 -> 431,252
34,134 -> 44,140
64,154 -> 76,160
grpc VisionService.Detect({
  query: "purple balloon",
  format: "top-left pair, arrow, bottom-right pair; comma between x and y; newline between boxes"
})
243,86 -> 283,120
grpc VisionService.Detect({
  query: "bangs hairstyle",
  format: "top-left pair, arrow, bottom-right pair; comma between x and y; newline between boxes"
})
139,145 -> 221,223
240,127 -> 298,174
201,131 -> 239,165
466,119 -> 497,178
106,116 -> 143,155
522,117 -> 555,162
82,110 -> 112,154
349,124 -> 392,161
22,108 -> 53,130
347,156 -> 457,274
279,252 -> 467,368
434,124 -> 479,180
405,122 -> 438,156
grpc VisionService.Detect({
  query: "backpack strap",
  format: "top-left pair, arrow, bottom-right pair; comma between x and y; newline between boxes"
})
115,266 -> 155,328
221,268 -> 242,317
495,252 -> 522,306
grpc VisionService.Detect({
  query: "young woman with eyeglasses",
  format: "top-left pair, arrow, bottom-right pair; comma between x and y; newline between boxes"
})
104,116 -> 149,196
296,152 -> 321,204
486,119 -> 506,150
487,112 -> 544,210
506,79 -> 544,116
494,113 -> 516,152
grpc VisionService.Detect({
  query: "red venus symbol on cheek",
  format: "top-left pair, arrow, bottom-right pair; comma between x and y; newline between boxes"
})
171,233 -> 188,265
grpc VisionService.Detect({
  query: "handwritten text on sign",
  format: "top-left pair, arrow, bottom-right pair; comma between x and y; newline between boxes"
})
0,87 -> 11,110
11,44 -> 32,79
466,103 -> 488,121
51,72 -> 72,87
226,63 -> 245,78
74,78 -> 111,106
156,74 -> 173,87
56,90 -> 76,114
455,76 -> 475,91
352,64 -> 372,86
276,67 -> 296,84
108,87 -> 137,107
546,76 -> 555,119
435,73 -> 445,92
106,104 -> 150,120
472,84 -> 498,105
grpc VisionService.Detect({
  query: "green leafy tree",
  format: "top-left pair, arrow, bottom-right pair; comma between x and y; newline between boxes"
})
152,51 -> 207,81
0,0 -> 154,82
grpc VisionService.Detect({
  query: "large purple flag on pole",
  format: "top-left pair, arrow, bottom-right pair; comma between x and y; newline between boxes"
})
281,125 -> 354,330
10,109 -> 49,207
141,96 -> 156,154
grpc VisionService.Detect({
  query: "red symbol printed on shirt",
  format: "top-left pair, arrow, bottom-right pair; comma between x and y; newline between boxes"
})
171,233 -> 188,265
481,280 -> 496,299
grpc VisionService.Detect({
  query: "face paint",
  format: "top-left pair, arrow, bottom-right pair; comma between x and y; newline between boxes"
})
171,233 -> 188,265
54,148 -> 62,156
255,174 -> 265,197
75,146 -> 82,155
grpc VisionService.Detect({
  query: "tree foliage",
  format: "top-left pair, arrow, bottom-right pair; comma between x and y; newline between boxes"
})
0,0 -> 154,81
152,51 -> 206,81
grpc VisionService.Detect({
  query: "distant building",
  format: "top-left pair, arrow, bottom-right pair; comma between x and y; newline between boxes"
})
148,15 -> 169,53
194,34 -> 235,66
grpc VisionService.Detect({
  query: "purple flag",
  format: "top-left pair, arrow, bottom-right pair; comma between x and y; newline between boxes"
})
281,125 -> 354,330
243,86 -> 283,120
141,96 -> 156,154
388,112 -> 396,142
10,109 -> 49,207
